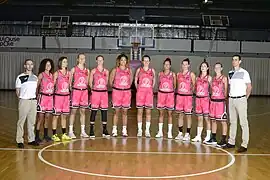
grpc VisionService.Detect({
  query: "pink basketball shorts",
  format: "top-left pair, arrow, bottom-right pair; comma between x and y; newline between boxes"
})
157,91 -> 175,110
53,94 -> 70,115
175,94 -> 193,114
91,90 -> 108,110
37,93 -> 53,113
195,96 -> 210,116
209,100 -> 227,120
112,88 -> 131,109
70,89 -> 89,108
136,88 -> 153,109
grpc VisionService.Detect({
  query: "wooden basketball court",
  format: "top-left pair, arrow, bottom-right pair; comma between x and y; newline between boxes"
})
0,91 -> 270,179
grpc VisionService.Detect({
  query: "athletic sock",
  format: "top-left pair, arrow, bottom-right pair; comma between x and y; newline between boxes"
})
44,128 -> 48,137
62,128 -> 66,134
178,126 -> 183,132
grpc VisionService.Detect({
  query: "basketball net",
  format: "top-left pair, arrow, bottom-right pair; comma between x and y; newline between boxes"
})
130,42 -> 141,71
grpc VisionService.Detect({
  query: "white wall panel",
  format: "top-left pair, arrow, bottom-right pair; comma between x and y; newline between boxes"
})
242,41 -> 270,53
46,37 -> 92,49
194,40 -> 240,53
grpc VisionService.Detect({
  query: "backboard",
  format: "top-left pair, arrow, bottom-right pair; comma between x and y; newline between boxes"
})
117,24 -> 155,48
41,15 -> 70,36
202,15 -> 230,27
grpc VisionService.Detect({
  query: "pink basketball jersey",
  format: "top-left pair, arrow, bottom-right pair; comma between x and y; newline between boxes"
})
72,66 -> 88,89
158,71 -> 174,92
40,72 -> 54,95
138,67 -> 154,89
113,67 -> 131,89
196,75 -> 209,97
177,71 -> 192,95
211,75 -> 225,99
92,68 -> 108,91
55,70 -> 70,95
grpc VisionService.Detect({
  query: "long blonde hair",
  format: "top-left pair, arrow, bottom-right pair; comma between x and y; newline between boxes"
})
76,53 -> 86,67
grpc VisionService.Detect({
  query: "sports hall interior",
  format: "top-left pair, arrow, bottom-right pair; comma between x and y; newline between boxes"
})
1,0 -> 270,179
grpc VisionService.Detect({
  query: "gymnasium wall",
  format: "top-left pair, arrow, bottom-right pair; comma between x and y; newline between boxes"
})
0,36 -> 270,95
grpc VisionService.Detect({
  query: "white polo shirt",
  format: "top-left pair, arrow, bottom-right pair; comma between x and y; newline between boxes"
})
15,73 -> 38,99
228,68 -> 251,97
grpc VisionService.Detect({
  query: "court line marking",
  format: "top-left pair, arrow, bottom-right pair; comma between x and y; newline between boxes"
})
1,105 -> 270,117
1,147 -> 270,156
37,138 -> 235,179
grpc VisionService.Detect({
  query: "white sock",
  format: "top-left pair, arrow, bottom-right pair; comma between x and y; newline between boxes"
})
197,127 -> 203,137
146,121 -> 151,132
81,125 -> 85,132
69,125 -> 73,133
122,126 -> 127,132
168,124 -> 173,133
138,122 -> 142,131
206,130 -> 211,138
113,125 -> 117,131
158,123 -> 163,132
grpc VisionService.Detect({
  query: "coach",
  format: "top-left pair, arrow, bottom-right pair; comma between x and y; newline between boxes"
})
226,55 -> 252,153
15,59 -> 39,148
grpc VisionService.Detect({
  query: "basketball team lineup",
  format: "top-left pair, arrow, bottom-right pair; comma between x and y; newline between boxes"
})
15,52 -> 252,156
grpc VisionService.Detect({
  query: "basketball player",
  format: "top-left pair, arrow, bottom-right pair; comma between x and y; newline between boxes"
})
110,54 -> 133,137
51,57 -> 72,142
68,53 -> 89,139
175,58 -> 196,141
89,55 -> 110,138
135,55 -> 156,137
36,58 -> 54,143
16,59 -> 39,148
206,62 -> 228,146
192,61 -> 212,143
155,58 -> 176,139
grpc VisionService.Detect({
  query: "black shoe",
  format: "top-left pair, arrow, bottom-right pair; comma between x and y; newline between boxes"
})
89,129 -> 95,138
223,143 -> 235,149
28,141 -> 39,146
237,146 -> 247,153
102,129 -> 110,137
35,137 -> 43,144
44,136 -> 52,142
17,143 -> 24,148
205,138 -> 217,145
217,139 -> 227,148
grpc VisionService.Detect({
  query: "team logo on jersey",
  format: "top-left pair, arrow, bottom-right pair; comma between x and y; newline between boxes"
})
179,82 -> 188,93
119,76 -> 128,86
60,82 -> 69,93
141,78 -> 151,88
160,82 -> 170,91
45,83 -> 54,94
212,86 -> 220,97
197,85 -> 205,96
96,78 -> 106,89
77,77 -> 86,87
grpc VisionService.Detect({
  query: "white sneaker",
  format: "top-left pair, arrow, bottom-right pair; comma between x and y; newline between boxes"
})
112,130 -> 118,137
175,132 -> 183,140
145,131 -> 151,138
155,131 -> 163,138
68,132 -> 76,139
203,136 -> 211,143
183,133 -> 191,141
192,136 -> 202,142
122,130 -> 128,137
137,130 -> 142,137
80,131 -> 89,138
167,132 -> 173,139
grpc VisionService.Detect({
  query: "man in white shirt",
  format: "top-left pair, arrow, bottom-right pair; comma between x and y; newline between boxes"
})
225,55 -> 252,153
15,59 -> 39,148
